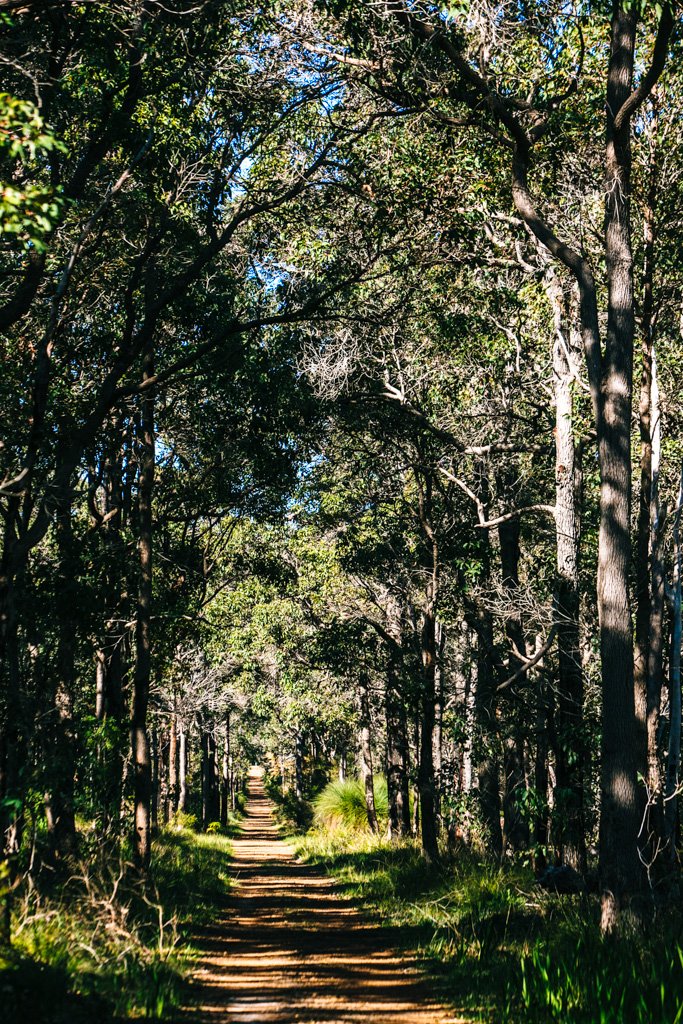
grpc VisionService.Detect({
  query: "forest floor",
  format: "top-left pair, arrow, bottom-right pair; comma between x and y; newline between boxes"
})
177,769 -> 459,1023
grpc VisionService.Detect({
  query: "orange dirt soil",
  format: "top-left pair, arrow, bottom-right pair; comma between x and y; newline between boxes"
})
176,769 -> 462,1023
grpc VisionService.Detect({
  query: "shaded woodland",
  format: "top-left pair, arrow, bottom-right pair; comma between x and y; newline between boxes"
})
2,1 -> 683,1019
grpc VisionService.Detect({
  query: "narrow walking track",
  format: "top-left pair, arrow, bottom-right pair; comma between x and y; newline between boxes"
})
179,769 -> 458,1023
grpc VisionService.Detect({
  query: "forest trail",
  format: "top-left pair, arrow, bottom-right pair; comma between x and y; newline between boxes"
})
179,768 -> 459,1023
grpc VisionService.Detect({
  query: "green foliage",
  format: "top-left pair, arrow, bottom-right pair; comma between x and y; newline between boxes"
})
298,824 -> 683,1022
1,827 -> 233,1021
0,92 -> 65,248
514,930 -> 683,1023
313,777 -> 388,832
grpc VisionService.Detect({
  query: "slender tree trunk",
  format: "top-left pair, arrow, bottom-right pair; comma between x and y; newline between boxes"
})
634,92 -> 659,795
178,726 -> 187,813
150,727 -> 159,831
201,728 -> 209,830
338,750 -> 347,782
419,602 -> 439,861
411,713 -> 420,837
44,503 -> 78,862
497,510 -> 529,852
168,712 -> 178,816
295,730 -> 304,801
416,470 -> 439,862
547,274 -> 586,872
130,340 -> 155,873
95,649 -> 106,721
433,620 -> 445,829
385,593 -> 410,838
647,354 -> 665,845
474,603 -> 503,859
534,664 -> 550,871
664,465 -> 683,862
221,712 -> 230,827
0,517 -> 24,870
359,674 -> 378,833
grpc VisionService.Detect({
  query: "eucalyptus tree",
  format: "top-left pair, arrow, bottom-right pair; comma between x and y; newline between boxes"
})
313,0 -> 682,926
0,0 -> 383,873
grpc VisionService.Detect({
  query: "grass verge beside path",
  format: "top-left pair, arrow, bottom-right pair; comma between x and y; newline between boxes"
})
0,821 -> 238,1023
295,828 -> 683,1024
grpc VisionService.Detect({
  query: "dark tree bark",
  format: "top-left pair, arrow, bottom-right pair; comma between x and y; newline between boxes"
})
385,594 -> 410,838
433,620 -> 445,829
169,712 -> 178,815
474,603 -> 503,859
150,727 -> 159,831
414,468 -> 440,862
596,9 -> 642,927
44,502 -> 78,862
497,508 -> 530,852
634,92 -> 659,793
130,340 -> 155,872
295,730 -> 305,802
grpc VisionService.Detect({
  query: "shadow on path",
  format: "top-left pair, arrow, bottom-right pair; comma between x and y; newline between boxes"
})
176,770 -> 460,1023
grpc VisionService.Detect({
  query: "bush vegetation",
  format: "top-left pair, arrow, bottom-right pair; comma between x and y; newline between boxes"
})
297,826 -> 683,1023
0,822 -> 237,1022
313,777 -> 389,831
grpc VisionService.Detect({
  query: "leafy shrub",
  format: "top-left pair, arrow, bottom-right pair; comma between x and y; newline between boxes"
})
167,810 -> 198,831
313,777 -> 388,831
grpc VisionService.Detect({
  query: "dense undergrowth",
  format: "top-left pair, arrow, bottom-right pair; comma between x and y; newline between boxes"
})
0,815 -> 239,1022
287,779 -> 683,1023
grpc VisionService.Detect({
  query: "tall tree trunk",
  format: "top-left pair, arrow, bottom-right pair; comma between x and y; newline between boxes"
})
411,713 -> 420,837
359,674 -> 378,833
150,727 -> 159,831
416,469 -> 439,862
220,711 -> 230,828
634,96 -> 663,860
646,352 -> 665,846
168,712 -> 178,816
0,516 -> 24,871
534,648 -> 550,872
385,593 -> 410,838
419,602 -> 439,861
178,726 -> 187,813
547,273 -> 586,872
598,9 -> 641,928
44,503 -> 78,862
433,620 -> 445,829
497,509 -> 530,852
130,340 -> 154,873
295,730 -> 305,801
474,603 -> 503,859
664,465 -> 683,862
95,649 -> 106,721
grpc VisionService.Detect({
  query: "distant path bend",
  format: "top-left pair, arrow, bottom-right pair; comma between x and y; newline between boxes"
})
181,768 -> 458,1023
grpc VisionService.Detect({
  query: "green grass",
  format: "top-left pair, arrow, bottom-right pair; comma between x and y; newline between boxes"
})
313,777 -> 389,831
296,829 -> 683,1023
0,820 -> 239,1022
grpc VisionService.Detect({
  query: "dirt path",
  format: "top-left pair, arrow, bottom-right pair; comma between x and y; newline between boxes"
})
179,769 -> 459,1023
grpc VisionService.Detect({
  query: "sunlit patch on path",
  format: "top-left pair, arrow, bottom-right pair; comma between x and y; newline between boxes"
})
177,768 -> 460,1023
